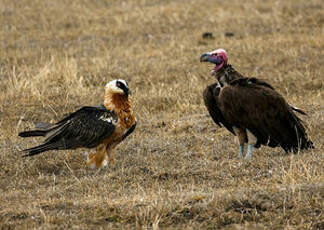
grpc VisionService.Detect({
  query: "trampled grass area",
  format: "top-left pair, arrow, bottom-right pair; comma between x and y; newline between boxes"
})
0,0 -> 323,229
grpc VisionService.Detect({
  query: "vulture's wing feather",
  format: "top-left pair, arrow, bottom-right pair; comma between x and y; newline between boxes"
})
220,80 -> 313,152
21,106 -> 117,156
290,106 -> 307,116
230,77 -> 275,90
231,78 -> 307,115
203,83 -> 235,135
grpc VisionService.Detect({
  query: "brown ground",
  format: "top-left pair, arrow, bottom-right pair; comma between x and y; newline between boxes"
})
0,0 -> 323,229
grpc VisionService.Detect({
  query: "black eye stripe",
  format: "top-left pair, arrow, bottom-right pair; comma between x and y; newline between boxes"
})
116,80 -> 129,90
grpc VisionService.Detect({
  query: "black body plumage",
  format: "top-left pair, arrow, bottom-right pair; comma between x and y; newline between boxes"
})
19,105 -> 117,157
203,73 -> 314,153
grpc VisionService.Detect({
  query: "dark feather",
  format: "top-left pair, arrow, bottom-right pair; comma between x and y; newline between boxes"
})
19,130 -> 48,137
203,83 -> 235,135
230,77 -> 275,90
291,106 -> 307,115
19,106 -> 117,157
218,79 -> 313,152
22,142 -> 62,157
230,77 -> 308,115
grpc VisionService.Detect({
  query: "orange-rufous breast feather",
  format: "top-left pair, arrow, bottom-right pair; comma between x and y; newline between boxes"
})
104,92 -> 135,141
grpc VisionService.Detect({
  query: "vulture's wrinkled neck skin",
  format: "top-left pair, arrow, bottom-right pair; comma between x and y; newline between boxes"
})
215,64 -> 244,86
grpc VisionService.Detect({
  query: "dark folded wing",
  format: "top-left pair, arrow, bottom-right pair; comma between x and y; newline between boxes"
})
21,106 -> 117,156
219,82 -> 313,152
230,77 -> 275,90
45,106 -> 117,148
230,77 -> 308,117
203,83 -> 235,135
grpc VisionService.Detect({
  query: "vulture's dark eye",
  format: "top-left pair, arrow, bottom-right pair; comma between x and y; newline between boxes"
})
117,82 -> 121,87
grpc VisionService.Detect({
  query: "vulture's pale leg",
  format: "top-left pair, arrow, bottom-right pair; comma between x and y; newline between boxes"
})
234,127 -> 247,158
108,150 -> 115,166
86,144 -> 107,169
85,149 -> 97,169
84,149 -> 96,164
106,144 -> 116,167
247,144 -> 253,160
246,130 -> 257,159
239,146 -> 245,158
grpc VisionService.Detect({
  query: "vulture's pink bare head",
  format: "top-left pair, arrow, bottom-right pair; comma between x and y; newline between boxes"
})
200,49 -> 228,75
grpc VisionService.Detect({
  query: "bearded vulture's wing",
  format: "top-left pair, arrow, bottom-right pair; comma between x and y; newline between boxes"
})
203,83 -> 235,135
220,78 -> 313,152
19,105 -> 117,157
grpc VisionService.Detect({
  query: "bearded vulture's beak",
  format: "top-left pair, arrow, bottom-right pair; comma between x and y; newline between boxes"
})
127,88 -> 132,96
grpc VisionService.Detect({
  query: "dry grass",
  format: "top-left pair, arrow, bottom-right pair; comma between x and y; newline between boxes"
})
0,0 -> 323,229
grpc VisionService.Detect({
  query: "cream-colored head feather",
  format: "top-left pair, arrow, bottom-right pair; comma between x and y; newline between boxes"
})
105,79 -> 128,95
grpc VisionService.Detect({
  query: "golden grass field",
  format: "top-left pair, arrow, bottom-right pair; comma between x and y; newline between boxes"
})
0,0 -> 323,229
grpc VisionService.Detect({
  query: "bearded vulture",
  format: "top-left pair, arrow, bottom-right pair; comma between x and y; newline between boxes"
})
19,79 -> 136,169
200,49 -> 313,159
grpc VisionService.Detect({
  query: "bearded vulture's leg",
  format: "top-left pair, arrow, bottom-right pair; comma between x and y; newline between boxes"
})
246,130 -> 257,159
107,150 -> 115,166
84,149 -> 95,162
85,149 -> 97,169
106,144 -> 116,166
233,127 -> 247,158
86,144 -> 107,169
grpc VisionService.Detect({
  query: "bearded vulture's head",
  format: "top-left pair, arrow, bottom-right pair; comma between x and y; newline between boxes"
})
105,79 -> 131,97
200,49 -> 228,75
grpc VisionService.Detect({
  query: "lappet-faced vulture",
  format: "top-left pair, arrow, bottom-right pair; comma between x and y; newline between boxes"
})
200,49 -> 313,159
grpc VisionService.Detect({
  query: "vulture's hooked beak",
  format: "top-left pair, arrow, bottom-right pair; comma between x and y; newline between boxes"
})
125,88 -> 132,97
200,53 -> 210,62
200,53 -> 222,65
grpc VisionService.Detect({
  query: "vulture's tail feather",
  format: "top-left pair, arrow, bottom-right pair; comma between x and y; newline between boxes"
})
291,114 -> 314,152
22,143 -> 59,157
19,130 -> 48,137
301,139 -> 314,150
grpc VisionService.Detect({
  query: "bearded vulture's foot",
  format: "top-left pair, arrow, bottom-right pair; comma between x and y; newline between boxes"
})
238,145 -> 244,158
245,144 -> 253,160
